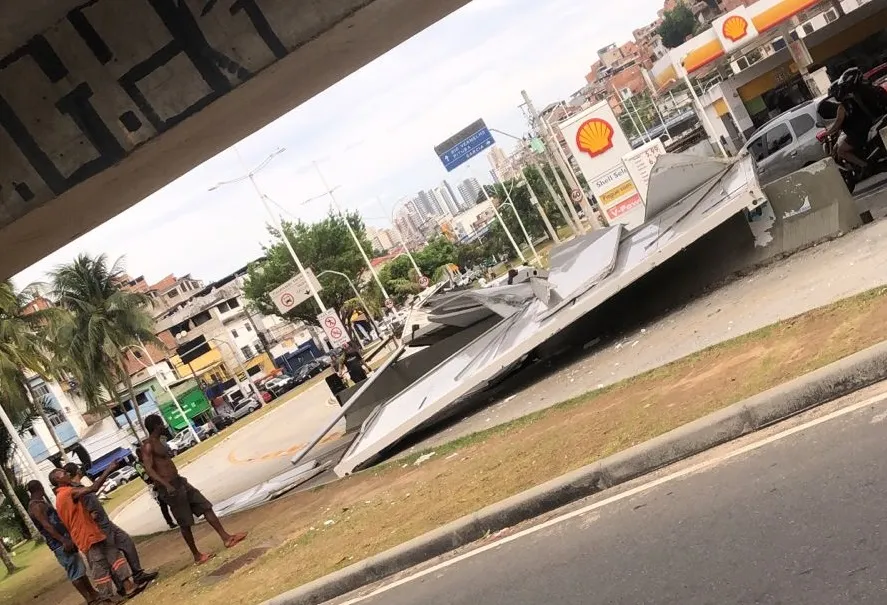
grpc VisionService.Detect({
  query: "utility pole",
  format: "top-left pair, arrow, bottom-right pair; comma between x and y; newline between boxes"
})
522,168 -> 559,243
535,159 -> 578,234
522,90 -> 600,230
313,163 -> 392,304
479,178 -> 528,264
494,171 -> 540,264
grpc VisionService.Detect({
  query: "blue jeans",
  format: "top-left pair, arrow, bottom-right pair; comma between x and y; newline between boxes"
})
53,546 -> 87,582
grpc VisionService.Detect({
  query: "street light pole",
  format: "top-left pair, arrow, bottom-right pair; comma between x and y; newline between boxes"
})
494,170 -> 540,264
380,198 -> 424,280
210,148 -> 329,313
130,340 -> 200,443
317,271 -> 381,342
522,169 -> 560,244
313,163 -> 392,303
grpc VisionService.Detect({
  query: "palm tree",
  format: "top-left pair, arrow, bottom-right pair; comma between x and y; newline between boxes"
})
0,404 -> 41,543
0,281 -> 69,464
50,255 -> 159,436
0,539 -> 16,575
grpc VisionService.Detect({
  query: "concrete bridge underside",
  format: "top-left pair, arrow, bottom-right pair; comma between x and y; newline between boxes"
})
0,0 -> 471,279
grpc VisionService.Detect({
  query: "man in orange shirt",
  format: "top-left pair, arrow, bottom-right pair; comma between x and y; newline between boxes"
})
51,463 -> 148,601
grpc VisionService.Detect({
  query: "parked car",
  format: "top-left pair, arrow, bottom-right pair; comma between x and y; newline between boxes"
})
264,374 -> 297,398
294,360 -> 325,385
213,396 -> 262,429
744,98 -> 826,185
167,430 -> 198,455
98,466 -> 138,495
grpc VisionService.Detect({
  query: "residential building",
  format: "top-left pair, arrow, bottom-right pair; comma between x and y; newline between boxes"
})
120,273 -> 205,318
367,226 -> 396,253
434,184 -> 461,216
457,178 -> 483,207
488,145 -> 520,182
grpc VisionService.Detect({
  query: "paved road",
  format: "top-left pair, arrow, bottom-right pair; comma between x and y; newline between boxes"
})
113,381 -> 344,535
339,386 -> 887,605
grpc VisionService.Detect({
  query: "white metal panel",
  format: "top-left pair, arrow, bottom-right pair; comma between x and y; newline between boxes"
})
335,156 -> 766,476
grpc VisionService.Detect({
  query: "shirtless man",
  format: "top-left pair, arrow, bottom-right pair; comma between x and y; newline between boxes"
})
140,414 -> 246,564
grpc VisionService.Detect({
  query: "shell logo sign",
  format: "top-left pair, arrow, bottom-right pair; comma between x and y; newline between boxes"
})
721,15 -> 749,42
576,118 -> 615,158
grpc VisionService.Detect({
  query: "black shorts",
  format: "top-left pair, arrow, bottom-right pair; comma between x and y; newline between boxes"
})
157,477 -> 212,527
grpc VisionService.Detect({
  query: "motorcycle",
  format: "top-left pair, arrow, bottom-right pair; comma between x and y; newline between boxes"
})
816,98 -> 887,194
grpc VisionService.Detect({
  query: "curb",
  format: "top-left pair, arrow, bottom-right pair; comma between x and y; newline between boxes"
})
263,339 -> 887,605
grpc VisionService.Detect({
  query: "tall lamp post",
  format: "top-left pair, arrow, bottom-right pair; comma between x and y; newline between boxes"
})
128,340 -> 200,443
499,200 -> 540,264
209,147 -> 329,314
379,197 -> 424,280
311,163 -> 393,304
316,270 -> 382,342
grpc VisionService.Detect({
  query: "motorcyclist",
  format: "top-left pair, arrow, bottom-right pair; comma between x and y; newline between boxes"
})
822,72 -> 872,170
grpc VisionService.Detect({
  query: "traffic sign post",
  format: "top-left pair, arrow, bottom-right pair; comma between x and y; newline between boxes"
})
270,269 -> 323,315
385,298 -> 395,310
419,275 -> 430,288
434,119 -> 495,172
317,309 -> 350,348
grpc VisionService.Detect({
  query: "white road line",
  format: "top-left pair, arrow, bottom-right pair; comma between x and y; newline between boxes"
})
335,389 -> 887,604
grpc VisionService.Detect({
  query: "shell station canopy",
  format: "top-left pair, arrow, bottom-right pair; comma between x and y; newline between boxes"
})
650,0 -> 831,89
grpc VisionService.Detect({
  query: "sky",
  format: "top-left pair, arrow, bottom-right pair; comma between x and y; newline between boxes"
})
14,0 -> 663,288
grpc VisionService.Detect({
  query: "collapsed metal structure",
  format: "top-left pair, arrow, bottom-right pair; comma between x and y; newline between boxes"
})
294,153 -> 769,476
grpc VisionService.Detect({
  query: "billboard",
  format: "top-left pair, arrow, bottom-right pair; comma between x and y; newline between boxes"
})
558,102 -> 645,229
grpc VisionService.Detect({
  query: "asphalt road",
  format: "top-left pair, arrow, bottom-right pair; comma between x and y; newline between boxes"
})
341,387 -> 887,604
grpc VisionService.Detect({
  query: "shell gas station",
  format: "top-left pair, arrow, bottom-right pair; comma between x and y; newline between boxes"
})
650,0 -> 887,152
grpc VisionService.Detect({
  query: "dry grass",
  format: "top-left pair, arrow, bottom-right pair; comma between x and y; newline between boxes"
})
9,285 -> 887,605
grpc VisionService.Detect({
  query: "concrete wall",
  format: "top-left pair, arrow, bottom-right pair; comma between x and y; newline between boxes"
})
750,158 -> 862,262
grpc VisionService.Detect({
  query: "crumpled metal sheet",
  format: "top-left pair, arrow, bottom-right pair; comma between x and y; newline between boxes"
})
335,155 -> 766,476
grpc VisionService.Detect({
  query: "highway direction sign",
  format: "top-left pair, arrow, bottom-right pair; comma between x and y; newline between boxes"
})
434,119 -> 495,172
270,269 -> 323,315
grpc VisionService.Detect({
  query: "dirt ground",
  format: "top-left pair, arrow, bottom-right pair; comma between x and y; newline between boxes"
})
7,286 -> 887,605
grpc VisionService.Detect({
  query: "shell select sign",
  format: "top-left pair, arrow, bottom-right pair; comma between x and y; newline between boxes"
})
722,15 -> 749,42
576,118 -> 615,158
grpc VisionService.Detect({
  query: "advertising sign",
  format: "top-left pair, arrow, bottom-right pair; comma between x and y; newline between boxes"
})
559,102 -> 643,229
622,138 -> 667,202
590,165 -> 645,229
713,6 -> 759,55
317,309 -> 350,348
270,269 -> 322,315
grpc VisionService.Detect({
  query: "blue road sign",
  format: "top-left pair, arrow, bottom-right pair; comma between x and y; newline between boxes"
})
434,119 -> 495,172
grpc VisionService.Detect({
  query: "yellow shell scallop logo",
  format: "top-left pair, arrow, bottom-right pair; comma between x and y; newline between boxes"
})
722,15 -> 749,42
576,118 -> 615,158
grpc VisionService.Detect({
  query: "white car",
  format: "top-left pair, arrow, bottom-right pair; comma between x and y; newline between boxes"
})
98,466 -> 138,495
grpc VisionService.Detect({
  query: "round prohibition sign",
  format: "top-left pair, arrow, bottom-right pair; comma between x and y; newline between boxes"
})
281,293 -> 295,308
324,316 -> 338,329
329,326 -> 343,339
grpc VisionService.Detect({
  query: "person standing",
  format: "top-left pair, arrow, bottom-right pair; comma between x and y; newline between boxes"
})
50,464 -> 148,601
133,448 -> 177,529
27,481 -> 102,605
140,414 -> 246,565
342,341 -> 371,384
63,463 -> 158,586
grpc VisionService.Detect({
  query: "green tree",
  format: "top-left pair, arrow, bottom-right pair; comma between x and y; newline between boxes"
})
244,211 -> 375,326
0,407 -> 41,544
658,2 -> 699,49
50,255 -> 158,436
0,281 -> 70,465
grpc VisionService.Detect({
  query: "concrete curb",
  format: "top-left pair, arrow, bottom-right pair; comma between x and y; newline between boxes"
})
263,339 -> 887,605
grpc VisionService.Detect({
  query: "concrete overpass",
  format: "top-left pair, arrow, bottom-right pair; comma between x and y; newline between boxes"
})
0,0 -> 471,279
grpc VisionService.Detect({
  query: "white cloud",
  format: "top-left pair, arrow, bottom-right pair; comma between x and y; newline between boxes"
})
14,0 -> 663,288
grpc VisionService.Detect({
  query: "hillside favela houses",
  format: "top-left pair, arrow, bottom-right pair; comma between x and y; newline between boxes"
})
15,266 -> 322,478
